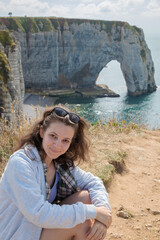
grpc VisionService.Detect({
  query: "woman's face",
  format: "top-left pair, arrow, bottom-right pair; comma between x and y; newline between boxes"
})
40,121 -> 75,164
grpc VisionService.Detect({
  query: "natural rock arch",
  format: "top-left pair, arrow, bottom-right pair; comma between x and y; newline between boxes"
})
60,22 -> 155,96
96,60 -> 125,89
0,17 -> 157,120
12,18 -> 156,96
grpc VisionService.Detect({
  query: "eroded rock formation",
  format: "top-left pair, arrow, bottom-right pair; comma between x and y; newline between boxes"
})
11,18 -> 156,96
0,29 -> 24,121
0,17 -> 157,119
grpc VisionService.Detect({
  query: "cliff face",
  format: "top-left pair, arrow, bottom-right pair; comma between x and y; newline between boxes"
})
0,17 -> 157,109
10,18 -> 155,96
0,29 -> 24,121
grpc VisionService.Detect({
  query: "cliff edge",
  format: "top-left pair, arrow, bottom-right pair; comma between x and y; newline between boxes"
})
0,29 -> 24,121
0,17 -> 157,119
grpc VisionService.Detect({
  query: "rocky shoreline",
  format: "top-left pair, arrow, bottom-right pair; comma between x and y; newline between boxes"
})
25,84 -> 120,99
23,84 -> 119,121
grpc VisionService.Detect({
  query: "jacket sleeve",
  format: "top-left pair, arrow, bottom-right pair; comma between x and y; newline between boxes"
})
71,166 -> 111,210
2,155 -> 96,229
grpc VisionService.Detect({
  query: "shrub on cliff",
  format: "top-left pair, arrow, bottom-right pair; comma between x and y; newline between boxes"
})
0,50 -> 11,85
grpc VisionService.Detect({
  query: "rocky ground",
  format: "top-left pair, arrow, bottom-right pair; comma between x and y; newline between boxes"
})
105,130 -> 160,240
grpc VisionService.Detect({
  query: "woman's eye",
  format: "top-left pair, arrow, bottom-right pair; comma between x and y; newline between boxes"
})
50,134 -> 57,139
63,139 -> 70,143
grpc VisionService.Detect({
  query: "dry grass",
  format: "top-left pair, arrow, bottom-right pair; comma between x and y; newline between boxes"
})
0,108 -> 35,176
0,111 -> 144,182
79,121 -> 135,186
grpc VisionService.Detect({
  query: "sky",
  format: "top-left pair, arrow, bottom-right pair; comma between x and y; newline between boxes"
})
0,0 -> 160,41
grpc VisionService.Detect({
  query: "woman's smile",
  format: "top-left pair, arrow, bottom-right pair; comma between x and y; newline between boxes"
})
49,147 -> 61,155
40,121 -> 75,165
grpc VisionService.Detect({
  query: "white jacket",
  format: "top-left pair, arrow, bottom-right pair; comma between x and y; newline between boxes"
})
0,146 -> 111,240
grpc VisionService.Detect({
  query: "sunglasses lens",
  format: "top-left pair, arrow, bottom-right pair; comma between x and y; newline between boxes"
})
54,107 -> 67,117
53,107 -> 80,123
69,113 -> 80,124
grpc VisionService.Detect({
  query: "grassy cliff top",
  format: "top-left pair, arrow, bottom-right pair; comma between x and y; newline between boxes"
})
0,110 -> 155,181
0,17 -> 142,35
0,30 -> 16,85
0,30 -> 16,48
0,50 -> 11,85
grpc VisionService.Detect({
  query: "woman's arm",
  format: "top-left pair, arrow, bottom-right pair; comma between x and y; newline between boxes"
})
71,166 -> 111,210
2,155 -> 97,229
95,206 -> 112,227
71,166 -> 112,228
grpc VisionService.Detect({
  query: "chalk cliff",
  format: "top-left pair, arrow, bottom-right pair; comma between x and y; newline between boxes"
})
0,17 -> 157,119
11,18 -> 156,96
0,29 -> 24,121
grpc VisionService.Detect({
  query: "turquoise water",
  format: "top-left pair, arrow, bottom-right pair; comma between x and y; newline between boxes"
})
54,87 -> 160,129
23,36 -> 160,129
55,37 -> 160,129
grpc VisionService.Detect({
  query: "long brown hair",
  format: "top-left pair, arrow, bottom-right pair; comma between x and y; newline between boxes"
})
14,105 -> 90,165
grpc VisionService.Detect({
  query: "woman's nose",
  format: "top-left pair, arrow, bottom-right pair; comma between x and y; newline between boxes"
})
54,139 -> 61,148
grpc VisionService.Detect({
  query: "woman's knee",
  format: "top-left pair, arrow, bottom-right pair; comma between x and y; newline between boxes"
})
60,190 -> 92,205
77,190 -> 91,204
73,219 -> 92,239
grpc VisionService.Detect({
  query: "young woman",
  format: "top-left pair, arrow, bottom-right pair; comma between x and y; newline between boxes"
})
0,105 -> 112,240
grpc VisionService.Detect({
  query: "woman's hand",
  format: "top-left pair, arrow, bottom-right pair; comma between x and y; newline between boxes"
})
95,206 -> 112,228
86,220 -> 107,240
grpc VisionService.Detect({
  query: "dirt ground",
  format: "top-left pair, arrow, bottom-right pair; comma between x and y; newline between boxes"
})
0,124 -> 159,240
105,129 -> 160,240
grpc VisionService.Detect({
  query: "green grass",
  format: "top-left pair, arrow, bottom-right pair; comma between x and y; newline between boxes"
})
0,17 -> 142,36
95,163 -> 115,185
0,30 -> 16,49
108,151 -> 127,173
117,206 -> 134,218
91,118 -> 143,134
0,50 -> 11,84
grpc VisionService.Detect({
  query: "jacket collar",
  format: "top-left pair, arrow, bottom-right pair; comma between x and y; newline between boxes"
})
23,144 -> 42,162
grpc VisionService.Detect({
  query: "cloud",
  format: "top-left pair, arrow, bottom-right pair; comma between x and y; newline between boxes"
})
98,1 -> 114,13
0,0 -> 159,34
0,0 -> 159,19
0,0 -> 69,17
143,0 -> 160,17
97,0 -> 146,15
0,0 -> 48,16
81,0 -> 95,3
66,0 -> 149,21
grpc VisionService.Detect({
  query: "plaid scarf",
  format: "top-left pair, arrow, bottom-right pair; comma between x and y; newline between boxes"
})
42,160 -> 51,201
42,160 -> 80,203
24,145 -> 80,203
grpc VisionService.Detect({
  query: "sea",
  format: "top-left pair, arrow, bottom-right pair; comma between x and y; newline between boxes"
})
23,34 -> 160,130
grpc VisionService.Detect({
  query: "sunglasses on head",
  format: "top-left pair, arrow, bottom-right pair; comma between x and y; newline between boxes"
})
52,107 -> 80,124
